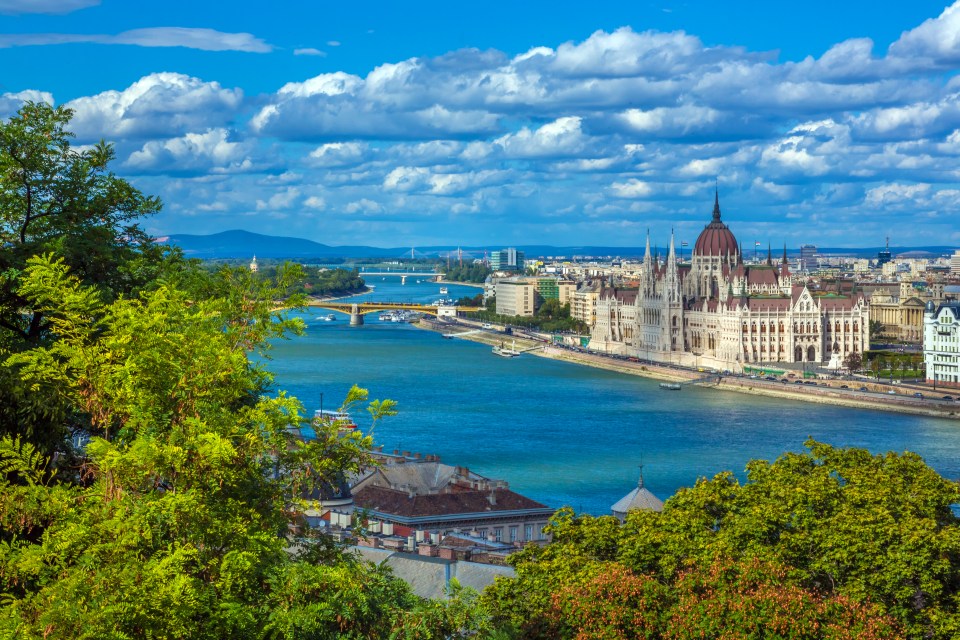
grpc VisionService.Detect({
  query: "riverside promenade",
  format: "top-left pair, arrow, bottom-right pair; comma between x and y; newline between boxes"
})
419,318 -> 960,421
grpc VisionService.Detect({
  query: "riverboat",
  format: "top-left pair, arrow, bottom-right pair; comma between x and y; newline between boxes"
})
313,409 -> 358,432
439,286 -> 448,295
493,341 -> 520,358
659,382 -> 682,390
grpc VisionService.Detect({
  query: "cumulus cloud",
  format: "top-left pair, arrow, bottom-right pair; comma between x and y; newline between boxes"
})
294,47 -> 326,56
65,72 -> 243,141
0,89 -> 54,118
0,0 -> 98,14
125,128 -> 257,174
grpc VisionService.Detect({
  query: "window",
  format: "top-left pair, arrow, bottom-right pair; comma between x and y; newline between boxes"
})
537,524 -> 547,540
525,524 -> 533,541
509,526 -> 518,542
494,527 -> 503,542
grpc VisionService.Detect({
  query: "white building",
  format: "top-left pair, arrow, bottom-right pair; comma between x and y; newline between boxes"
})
923,301 -> 960,389
495,278 -> 536,317
590,194 -> 870,371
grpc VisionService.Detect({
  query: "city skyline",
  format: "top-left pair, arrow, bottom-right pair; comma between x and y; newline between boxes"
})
3,0 -> 960,247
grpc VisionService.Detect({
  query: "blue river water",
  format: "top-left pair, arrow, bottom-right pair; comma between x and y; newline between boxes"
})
267,275 -> 960,516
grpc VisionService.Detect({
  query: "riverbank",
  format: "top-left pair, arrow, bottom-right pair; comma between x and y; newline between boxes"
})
436,279 -> 484,289
418,319 -> 960,421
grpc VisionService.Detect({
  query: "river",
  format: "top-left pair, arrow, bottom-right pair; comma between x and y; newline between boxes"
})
267,275 -> 960,516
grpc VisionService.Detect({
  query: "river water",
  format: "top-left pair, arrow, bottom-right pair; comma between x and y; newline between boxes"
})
267,275 -> 960,516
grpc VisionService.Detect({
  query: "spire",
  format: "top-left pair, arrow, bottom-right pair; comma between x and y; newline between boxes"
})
712,186 -> 721,222
766,243 -> 772,266
637,464 -> 645,489
644,229 -> 651,265
782,243 -> 788,264
668,229 -> 676,262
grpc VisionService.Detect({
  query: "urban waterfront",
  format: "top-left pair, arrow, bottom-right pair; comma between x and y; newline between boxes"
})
267,276 -> 960,516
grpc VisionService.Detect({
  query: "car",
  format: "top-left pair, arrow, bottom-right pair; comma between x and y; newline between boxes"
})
780,379 -> 788,384
840,385 -> 849,389
942,395 -> 954,401
804,381 -> 817,386
481,323 -> 493,329
887,390 -> 897,395
794,380 -> 804,384
858,386 -> 868,392
913,392 -> 924,399
765,376 -> 776,381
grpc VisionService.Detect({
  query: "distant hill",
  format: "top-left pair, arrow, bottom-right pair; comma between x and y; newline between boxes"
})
157,230 -> 957,260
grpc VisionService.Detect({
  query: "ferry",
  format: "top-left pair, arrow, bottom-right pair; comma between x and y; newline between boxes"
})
439,286 -> 449,295
493,340 -> 520,358
659,382 -> 682,391
313,409 -> 358,432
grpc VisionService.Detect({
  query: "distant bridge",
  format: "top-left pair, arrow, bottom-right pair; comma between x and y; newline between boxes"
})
360,271 -> 444,283
306,300 -> 482,325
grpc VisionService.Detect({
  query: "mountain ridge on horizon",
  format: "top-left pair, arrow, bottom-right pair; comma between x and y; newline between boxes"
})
158,229 -> 958,260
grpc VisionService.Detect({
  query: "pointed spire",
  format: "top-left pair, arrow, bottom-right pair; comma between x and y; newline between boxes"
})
782,243 -> 788,264
637,463 -> 645,489
712,186 -> 721,222
766,243 -> 772,266
644,229 -> 651,265
668,229 -> 676,261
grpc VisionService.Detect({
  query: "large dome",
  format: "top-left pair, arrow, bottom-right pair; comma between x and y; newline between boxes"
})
693,192 -> 739,257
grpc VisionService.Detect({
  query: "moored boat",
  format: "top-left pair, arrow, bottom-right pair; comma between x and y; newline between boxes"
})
313,409 -> 358,432
439,286 -> 448,295
492,340 -> 520,358
659,382 -> 682,390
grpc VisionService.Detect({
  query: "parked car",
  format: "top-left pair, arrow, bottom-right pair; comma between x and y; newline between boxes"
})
858,386 -> 868,392
942,395 -> 954,401
840,385 -> 849,389
913,392 -> 924,399
887,390 -> 897,395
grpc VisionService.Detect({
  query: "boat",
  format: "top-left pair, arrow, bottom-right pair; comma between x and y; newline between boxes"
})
313,409 -> 358,433
493,340 -> 520,358
659,382 -> 682,390
318,313 -> 336,322
439,286 -> 449,295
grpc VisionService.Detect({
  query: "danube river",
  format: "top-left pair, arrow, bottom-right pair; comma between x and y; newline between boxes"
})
268,275 -> 960,516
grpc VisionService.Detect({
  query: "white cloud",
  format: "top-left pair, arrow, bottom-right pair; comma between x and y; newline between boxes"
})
256,187 -> 301,211
0,27 -> 272,52
125,128 -> 256,174
66,72 -> 243,141
0,0 -> 98,14
0,89 -> 54,117
307,142 -> 370,167
304,196 -> 326,209
610,179 -> 653,198
327,40 -> 341,47
294,48 -> 326,57
344,198 -> 382,214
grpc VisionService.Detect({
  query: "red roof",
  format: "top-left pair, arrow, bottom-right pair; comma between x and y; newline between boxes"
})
694,193 -> 739,257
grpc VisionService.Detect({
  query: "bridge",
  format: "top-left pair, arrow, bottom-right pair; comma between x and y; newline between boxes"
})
359,271 -> 444,284
306,300 -> 482,325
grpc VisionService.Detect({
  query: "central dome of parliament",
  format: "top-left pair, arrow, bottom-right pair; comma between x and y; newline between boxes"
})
693,192 -> 739,257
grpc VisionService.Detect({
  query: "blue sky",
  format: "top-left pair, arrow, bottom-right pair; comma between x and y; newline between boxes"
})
2,0 -> 959,248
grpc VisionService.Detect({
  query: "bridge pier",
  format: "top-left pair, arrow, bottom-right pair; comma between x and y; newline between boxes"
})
349,303 -> 364,326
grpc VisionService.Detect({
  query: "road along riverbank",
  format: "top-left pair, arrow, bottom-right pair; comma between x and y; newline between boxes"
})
418,319 -> 960,421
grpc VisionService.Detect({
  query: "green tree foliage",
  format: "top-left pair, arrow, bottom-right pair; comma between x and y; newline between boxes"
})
0,107 -> 486,639
0,103 -> 165,458
283,266 -> 366,298
443,263 -> 491,284
484,441 -> 960,639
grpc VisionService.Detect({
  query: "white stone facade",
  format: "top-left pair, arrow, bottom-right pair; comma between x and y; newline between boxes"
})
923,301 -> 960,388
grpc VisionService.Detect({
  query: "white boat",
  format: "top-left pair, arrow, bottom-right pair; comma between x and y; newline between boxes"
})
659,382 -> 682,390
318,313 -> 336,322
313,409 -> 358,433
439,286 -> 449,295
492,340 -> 520,358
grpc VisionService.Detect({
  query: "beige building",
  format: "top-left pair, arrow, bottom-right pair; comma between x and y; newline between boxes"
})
571,282 -> 602,328
495,278 -> 536,317
869,281 -> 948,343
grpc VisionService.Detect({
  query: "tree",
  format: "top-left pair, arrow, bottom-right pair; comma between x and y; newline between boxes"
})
869,320 -> 884,342
484,441 -> 960,639
0,102 -> 164,458
843,351 -> 863,373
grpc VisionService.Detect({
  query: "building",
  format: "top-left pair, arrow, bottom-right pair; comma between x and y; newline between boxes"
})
868,282 -> 937,343
534,277 -> 576,306
490,248 -> 525,272
249,255 -> 258,272
923,301 -> 960,388
350,458 -> 555,546
589,193 -> 869,371
799,244 -> 818,272
951,250 -> 960,275
611,468 -> 664,522
571,281 -> 603,328
877,238 -> 892,267
495,277 -> 536,316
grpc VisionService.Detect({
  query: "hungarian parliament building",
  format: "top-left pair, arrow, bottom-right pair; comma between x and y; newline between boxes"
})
589,194 -> 870,371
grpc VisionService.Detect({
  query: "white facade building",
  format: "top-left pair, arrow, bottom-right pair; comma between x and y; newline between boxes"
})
923,301 -> 960,389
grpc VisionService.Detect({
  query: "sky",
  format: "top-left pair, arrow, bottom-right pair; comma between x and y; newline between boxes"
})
3,0 -> 960,249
